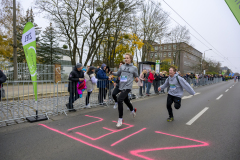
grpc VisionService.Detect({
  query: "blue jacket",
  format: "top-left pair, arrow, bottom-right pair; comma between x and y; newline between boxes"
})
97,68 -> 109,88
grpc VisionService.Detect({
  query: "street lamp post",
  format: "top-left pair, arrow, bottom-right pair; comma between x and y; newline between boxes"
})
201,49 -> 212,75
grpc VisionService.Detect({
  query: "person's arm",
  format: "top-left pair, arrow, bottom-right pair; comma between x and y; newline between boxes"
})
91,76 -> 98,84
0,70 -> 6,84
139,74 -> 144,81
179,77 -> 195,95
69,71 -> 79,82
112,66 -> 122,77
158,78 -> 169,91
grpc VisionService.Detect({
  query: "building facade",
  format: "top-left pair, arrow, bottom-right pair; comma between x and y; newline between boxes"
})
144,42 -> 203,75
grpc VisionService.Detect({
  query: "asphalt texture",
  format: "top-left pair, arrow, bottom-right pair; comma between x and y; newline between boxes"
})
0,80 -> 240,160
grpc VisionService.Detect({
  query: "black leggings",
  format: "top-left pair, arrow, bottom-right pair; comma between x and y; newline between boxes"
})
86,91 -> 92,105
112,87 -> 121,103
167,94 -> 181,118
118,89 -> 134,118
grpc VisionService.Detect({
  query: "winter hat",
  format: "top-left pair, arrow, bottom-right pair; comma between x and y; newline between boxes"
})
101,64 -> 106,70
82,68 -> 87,72
76,63 -> 82,68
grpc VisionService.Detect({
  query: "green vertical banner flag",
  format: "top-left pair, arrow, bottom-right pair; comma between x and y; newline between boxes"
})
225,0 -> 240,25
22,22 -> 37,101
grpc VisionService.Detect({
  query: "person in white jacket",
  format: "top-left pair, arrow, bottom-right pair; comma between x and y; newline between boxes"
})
84,66 -> 98,109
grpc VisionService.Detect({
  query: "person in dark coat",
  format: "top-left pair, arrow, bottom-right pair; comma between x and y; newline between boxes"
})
0,70 -> 6,99
66,63 -> 84,112
97,64 -> 111,105
153,73 -> 160,94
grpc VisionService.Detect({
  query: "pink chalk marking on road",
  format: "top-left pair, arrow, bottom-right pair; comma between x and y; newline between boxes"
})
68,115 -> 103,131
39,124 -> 130,160
75,121 -> 134,140
111,128 -> 146,147
130,131 -> 209,160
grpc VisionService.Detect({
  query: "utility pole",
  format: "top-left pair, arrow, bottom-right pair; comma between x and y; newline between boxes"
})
13,0 -> 18,81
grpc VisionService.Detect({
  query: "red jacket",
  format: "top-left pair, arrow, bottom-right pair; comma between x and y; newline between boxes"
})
148,73 -> 154,83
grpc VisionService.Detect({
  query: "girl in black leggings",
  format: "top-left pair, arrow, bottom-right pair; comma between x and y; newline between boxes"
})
111,53 -> 139,128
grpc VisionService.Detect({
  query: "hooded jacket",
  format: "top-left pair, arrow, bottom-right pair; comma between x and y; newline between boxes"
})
96,66 -> 109,88
68,67 -> 84,92
112,63 -> 138,90
160,73 -> 195,98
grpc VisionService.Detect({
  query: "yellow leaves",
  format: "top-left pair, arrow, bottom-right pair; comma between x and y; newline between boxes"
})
0,33 -> 13,61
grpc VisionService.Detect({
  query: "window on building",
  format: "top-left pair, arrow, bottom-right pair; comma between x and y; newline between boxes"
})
168,52 -> 171,57
160,46 -> 163,50
173,44 -> 176,49
155,53 -> 158,58
160,53 -> 162,57
155,46 -> 158,51
168,45 -> 171,49
163,53 -> 166,57
151,53 -> 153,58
164,45 -> 167,50
173,53 -> 176,57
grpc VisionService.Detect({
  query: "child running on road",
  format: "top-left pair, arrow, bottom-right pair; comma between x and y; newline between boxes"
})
158,66 -> 195,122
111,53 -> 139,127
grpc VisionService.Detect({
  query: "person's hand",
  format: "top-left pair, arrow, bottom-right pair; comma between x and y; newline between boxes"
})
79,78 -> 84,81
135,77 -> 139,82
158,87 -> 161,91
109,71 -> 113,74
114,83 -> 116,87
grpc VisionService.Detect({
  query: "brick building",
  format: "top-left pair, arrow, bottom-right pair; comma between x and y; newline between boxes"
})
143,42 -> 203,74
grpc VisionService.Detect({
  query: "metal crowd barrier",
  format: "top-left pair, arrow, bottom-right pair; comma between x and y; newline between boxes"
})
0,77 -> 224,125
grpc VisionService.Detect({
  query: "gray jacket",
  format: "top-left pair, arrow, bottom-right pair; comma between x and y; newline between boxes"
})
160,73 -> 195,98
113,63 -> 138,90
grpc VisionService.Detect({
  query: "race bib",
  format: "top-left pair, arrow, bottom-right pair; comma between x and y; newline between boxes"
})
120,76 -> 128,82
170,84 -> 176,91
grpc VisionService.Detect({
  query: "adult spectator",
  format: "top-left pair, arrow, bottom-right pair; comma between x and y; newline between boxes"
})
138,70 -> 147,97
153,72 -> 160,94
0,70 -> 7,99
66,63 -> 84,112
145,69 -> 150,94
146,70 -> 155,96
97,64 -> 112,105
142,69 -> 147,93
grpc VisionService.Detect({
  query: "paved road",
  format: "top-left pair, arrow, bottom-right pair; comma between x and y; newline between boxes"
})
0,80 -> 239,160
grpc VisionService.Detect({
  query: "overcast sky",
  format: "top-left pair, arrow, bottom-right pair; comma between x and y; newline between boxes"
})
19,0 -> 240,73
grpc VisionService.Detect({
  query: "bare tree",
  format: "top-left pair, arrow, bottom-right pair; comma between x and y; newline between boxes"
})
140,1 -> 170,62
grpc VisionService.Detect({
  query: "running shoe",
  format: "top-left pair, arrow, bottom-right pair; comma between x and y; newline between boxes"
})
85,104 -> 91,109
113,103 -> 118,109
131,108 -> 137,118
116,118 -> 123,127
167,117 -> 174,122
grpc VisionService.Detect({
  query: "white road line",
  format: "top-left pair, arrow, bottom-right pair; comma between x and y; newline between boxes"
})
186,107 -> 209,125
182,92 -> 200,99
225,89 -> 229,92
230,86 -> 232,88
216,94 -> 223,100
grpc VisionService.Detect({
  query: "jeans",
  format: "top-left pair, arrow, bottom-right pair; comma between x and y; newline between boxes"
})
146,82 -> 152,94
68,87 -> 79,109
